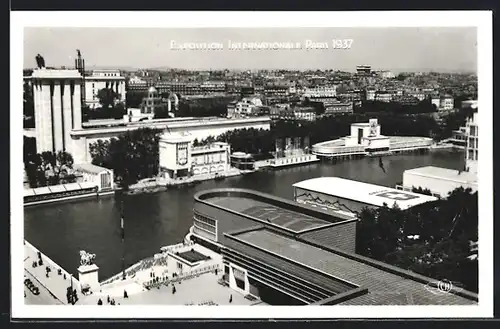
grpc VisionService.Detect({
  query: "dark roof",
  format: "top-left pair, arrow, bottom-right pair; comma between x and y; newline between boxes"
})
227,228 -> 477,305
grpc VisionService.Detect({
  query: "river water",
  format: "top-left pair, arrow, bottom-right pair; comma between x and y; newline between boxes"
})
24,150 -> 465,280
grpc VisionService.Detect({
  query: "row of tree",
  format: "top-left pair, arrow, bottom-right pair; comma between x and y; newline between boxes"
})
356,187 -> 478,292
24,137 -> 76,188
356,100 -> 437,114
195,112 -> 446,156
89,128 -> 161,188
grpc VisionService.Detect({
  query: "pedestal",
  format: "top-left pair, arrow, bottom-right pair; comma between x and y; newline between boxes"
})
78,264 -> 100,293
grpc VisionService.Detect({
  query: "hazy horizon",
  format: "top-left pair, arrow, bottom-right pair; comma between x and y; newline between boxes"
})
24,27 -> 477,73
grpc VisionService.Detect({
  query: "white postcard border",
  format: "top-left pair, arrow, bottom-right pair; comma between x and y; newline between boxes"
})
10,10 -> 493,319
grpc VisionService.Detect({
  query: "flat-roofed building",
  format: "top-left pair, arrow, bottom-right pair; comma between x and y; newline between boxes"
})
74,163 -> 115,192
402,166 -> 477,198
85,69 -> 126,109
220,226 -> 477,305
293,177 -> 438,213
192,188 -> 358,254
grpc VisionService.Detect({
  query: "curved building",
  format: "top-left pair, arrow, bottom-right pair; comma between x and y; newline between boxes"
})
189,188 -> 476,305
312,119 -> 433,158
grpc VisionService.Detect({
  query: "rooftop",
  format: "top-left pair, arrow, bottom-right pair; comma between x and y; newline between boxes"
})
176,250 -> 211,263
293,177 -> 438,210
206,196 -> 331,233
31,69 -> 82,79
24,182 -> 97,197
404,166 -> 478,184
197,188 -> 355,234
75,163 -> 112,175
228,228 -> 477,305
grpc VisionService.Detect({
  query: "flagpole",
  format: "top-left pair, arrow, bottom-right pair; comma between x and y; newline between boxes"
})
120,195 -> 125,281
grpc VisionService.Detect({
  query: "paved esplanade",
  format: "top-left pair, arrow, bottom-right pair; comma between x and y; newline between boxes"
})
24,241 -> 80,305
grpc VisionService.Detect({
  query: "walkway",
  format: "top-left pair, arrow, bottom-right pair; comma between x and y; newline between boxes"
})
80,272 -> 259,306
24,241 -> 80,305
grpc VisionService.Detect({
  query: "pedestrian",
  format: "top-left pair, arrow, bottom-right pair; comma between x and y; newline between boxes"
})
124,290 -> 128,298
229,294 -> 232,303
107,295 -> 110,303
97,298 -> 102,305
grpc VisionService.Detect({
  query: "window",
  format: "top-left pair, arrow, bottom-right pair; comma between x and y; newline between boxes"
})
177,262 -> 183,270
470,126 -> 477,136
468,150 -> 474,160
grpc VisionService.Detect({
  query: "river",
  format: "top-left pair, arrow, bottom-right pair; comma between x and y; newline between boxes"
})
24,150 -> 465,280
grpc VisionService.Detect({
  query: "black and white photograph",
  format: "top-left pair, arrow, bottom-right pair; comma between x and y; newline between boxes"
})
11,11 -> 493,319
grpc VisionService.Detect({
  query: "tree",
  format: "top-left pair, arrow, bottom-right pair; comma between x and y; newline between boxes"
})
89,128 -> 162,188
89,139 -> 111,168
355,187 -> 478,292
28,151 -> 75,187
411,186 -> 433,196
97,88 -> 121,109
153,104 -> 171,119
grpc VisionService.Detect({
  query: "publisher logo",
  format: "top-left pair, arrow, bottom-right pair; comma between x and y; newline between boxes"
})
424,279 -> 453,295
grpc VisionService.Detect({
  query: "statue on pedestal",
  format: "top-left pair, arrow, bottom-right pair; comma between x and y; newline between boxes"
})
79,250 -> 96,266
35,54 -> 45,69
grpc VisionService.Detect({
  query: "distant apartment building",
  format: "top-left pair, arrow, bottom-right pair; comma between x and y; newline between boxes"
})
377,70 -> 395,79
392,95 -> 420,106
227,97 -> 263,118
270,105 -> 316,121
356,65 -> 372,75
85,69 -> 126,109
140,86 -> 163,115
128,80 -> 225,97
375,92 -> 393,103
199,81 -> 227,94
293,107 -> 316,121
406,92 -> 426,101
431,96 -> 441,109
365,89 -> 376,101
440,95 -> 454,111
323,101 -> 354,115
303,85 -> 337,98
264,82 -> 293,97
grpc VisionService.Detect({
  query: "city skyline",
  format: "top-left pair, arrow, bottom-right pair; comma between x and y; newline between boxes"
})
24,27 -> 477,73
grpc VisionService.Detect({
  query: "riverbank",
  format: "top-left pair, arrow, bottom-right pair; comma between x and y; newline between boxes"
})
126,169 -> 243,195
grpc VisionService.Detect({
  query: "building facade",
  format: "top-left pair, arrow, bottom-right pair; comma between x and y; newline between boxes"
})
74,163 -> 115,192
159,132 -> 231,179
440,95 -> 454,111
191,142 -> 231,176
323,101 -> 354,115
465,111 -> 478,174
32,69 -> 83,155
84,70 -> 126,109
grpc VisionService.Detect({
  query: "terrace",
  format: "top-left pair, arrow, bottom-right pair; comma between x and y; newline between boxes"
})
80,272 -> 265,306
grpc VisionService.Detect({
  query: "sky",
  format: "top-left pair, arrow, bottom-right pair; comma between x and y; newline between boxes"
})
23,27 -> 477,73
